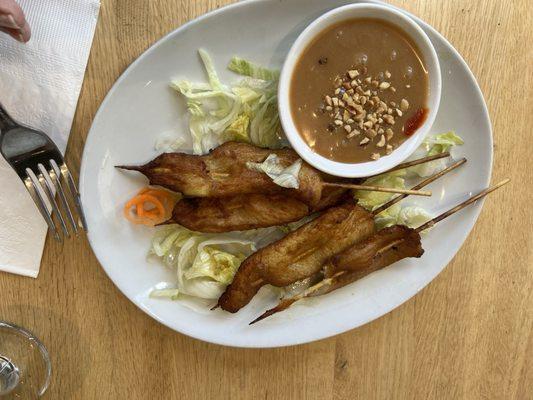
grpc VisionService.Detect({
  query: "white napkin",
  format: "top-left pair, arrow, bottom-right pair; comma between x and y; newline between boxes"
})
0,0 -> 100,277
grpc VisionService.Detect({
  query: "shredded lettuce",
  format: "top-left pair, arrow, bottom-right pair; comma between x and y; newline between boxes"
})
407,131 -> 464,177
374,203 -> 402,230
357,132 -> 463,229
246,154 -> 302,189
170,50 -> 284,154
375,205 -> 432,231
150,288 -> 180,300
228,56 -> 280,81
184,246 -> 244,284
223,113 -> 250,143
355,170 -> 406,211
149,226 -> 256,300
148,221 -> 306,302
425,131 -> 464,153
274,159 -> 302,189
397,207 -> 432,228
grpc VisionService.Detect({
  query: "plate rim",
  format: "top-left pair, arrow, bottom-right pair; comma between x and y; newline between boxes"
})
80,0 -> 493,348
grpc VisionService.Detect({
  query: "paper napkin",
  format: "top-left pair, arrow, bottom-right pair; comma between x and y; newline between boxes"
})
0,0 -> 100,277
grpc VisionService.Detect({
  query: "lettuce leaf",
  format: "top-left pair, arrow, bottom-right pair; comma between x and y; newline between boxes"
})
397,206 -> 432,228
274,159 -> 302,189
356,131 -> 461,229
224,113 -> 250,143
246,154 -> 302,189
228,56 -> 280,81
374,203 -> 402,230
170,50 -> 284,154
425,131 -> 464,153
354,170 -> 406,211
149,226 -> 256,300
150,288 -> 181,300
185,246 -> 245,284
374,205 -> 432,231
407,131 -> 464,177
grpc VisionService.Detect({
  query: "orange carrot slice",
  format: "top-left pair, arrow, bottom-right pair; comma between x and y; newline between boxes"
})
123,187 -> 178,226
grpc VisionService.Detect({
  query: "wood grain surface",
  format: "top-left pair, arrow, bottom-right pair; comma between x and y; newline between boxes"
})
1,0 -> 532,399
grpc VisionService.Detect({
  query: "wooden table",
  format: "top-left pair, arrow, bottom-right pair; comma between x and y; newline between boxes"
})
1,0 -> 531,398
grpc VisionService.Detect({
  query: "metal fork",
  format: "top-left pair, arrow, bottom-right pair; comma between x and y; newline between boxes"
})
0,103 -> 87,241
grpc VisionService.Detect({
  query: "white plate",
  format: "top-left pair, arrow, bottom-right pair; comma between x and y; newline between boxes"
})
80,0 -> 492,348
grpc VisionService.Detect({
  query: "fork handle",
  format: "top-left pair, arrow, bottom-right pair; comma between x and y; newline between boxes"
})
0,103 -> 18,132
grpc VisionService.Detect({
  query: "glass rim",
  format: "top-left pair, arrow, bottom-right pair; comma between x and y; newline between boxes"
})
0,320 -> 52,396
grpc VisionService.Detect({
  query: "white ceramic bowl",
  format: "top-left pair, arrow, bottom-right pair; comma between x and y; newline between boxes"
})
278,3 -> 442,177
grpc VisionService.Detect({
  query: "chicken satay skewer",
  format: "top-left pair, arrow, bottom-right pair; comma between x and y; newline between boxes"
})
250,178 -> 510,324
250,228 -> 423,324
168,152 -> 454,233
219,158 -> 465,312
116,142 -> 441,207
250,229 -> 418,324
247,158 -> 466,322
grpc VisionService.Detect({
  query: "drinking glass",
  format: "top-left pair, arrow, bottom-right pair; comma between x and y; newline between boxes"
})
0,321 -> 51,398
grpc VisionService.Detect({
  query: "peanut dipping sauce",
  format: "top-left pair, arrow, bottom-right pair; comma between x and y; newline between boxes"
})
290,18 -> 429,163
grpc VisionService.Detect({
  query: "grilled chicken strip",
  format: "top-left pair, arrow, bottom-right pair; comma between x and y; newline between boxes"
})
168,186 -> 351,233
218,202 -> 375,312
116,141 -> 328,207
312,186 -> 351,212
170,194 -> 310,233
317,225 -> 424,294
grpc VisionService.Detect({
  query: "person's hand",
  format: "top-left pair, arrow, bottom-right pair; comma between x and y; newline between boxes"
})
0,0 -> 30,42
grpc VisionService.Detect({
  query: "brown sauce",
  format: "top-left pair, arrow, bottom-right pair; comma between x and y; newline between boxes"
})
290,19 -> 429,163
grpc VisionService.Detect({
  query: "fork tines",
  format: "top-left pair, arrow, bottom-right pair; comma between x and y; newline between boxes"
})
23,160 -> 87,242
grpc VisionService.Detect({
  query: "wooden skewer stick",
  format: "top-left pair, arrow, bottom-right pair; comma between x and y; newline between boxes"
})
372,158 -> 467,215
369,151 -> 451,177
249,271 -> 345,325
416,178 -> 510,232
250,177 -> 510,325
322,152 -> 456,196
322,182 -> 432,197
